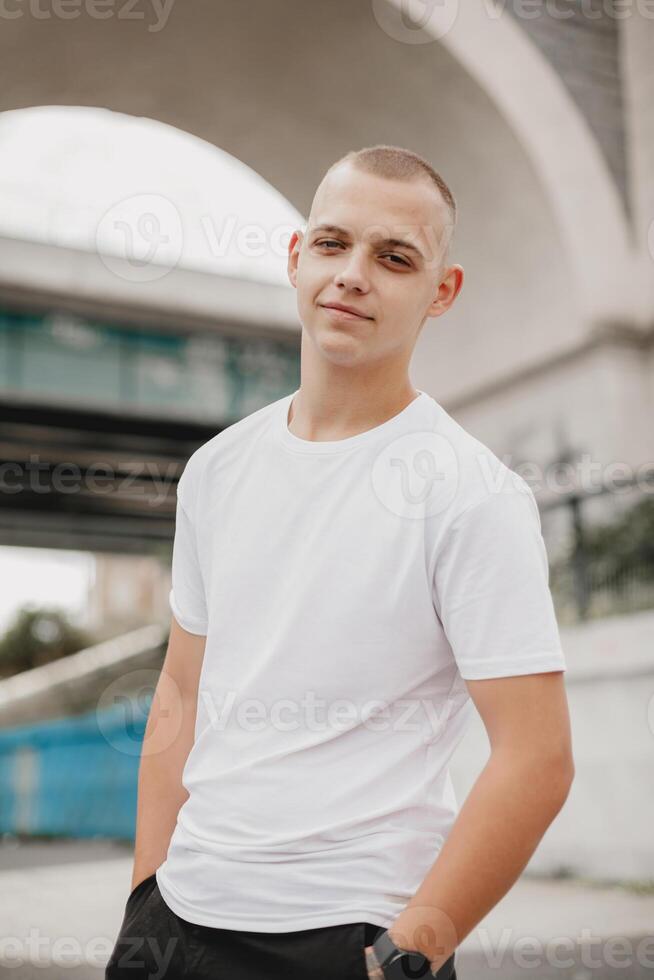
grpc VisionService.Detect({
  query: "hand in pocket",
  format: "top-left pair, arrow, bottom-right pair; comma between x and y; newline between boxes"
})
125,872 -> 157,909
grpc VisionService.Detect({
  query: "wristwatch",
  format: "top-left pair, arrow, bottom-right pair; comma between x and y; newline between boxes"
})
371,928 -> 434,978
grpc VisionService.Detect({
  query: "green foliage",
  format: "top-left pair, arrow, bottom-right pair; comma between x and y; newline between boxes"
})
580,495 -> 654,577
550,495 -> 654,623
0,606 -> 92,679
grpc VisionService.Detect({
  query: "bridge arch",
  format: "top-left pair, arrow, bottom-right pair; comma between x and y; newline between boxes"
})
0,0 -> 634,406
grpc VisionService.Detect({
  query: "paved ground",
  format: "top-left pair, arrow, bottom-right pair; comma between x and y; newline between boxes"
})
1,836 -> 653,979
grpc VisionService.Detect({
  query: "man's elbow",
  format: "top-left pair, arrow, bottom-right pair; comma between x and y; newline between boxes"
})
545,748 -> 575,808
495,743 -> 575,808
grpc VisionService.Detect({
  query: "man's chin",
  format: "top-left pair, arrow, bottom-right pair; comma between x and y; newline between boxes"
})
316,332 -> 369,365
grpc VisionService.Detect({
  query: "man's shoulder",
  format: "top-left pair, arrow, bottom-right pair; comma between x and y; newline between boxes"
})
424,394 -> 533,519
177,392 -> 288,495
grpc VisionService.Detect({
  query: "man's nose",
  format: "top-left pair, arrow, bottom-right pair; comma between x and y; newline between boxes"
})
335,250 -> 370,292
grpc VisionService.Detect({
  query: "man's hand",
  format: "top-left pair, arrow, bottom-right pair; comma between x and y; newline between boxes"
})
364,944 -> 384,978
129,870 -> 156,894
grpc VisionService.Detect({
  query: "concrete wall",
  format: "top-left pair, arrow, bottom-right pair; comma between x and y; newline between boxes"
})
507,0 -> 628,216
621,12 -> 654,319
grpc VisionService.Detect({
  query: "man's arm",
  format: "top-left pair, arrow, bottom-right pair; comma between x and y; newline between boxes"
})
130,614 -> 206,892
367,670 -> 574,976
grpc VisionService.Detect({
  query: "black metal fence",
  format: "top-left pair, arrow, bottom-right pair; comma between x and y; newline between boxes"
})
541,480 -> 654,625
550,557 -> 654,626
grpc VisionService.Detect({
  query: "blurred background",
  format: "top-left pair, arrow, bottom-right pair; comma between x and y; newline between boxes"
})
0,0 -> 652,977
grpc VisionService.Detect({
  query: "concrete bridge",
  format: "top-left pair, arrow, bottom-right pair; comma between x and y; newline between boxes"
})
0,0 -> 651,492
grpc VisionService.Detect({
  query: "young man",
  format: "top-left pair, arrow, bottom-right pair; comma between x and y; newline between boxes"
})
106,145 -> 574,980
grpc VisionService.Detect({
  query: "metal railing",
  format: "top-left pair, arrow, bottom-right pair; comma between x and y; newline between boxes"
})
550,558 -> 654,626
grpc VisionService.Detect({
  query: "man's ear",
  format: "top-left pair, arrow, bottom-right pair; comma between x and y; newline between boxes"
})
287,229 -> 303,288
426,264 -> 464,319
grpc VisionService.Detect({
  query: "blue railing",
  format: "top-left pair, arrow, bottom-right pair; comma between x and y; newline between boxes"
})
0,698 -> 151,839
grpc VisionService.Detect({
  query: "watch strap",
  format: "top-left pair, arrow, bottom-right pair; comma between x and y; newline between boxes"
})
371,928 -> 433,978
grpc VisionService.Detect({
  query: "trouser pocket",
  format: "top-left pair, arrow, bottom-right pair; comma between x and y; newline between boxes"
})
125,873 -> 157,910
105,873 -> 184,978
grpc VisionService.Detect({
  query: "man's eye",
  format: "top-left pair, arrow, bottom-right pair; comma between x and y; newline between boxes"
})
315,241 -> 409,267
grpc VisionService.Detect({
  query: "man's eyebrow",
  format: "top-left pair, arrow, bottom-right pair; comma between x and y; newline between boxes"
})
309,223 -> 425,260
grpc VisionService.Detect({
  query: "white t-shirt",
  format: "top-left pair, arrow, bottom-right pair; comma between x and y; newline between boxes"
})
156,387 -> 566,932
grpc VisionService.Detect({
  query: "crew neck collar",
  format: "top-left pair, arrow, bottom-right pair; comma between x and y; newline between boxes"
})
276,388 -> 428,455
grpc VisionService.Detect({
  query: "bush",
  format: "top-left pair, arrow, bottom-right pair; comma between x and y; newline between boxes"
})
0,606 -> 92,679
581,496 -> 654,578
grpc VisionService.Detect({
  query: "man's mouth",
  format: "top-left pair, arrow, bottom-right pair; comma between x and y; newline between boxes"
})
319,303 -> 373,320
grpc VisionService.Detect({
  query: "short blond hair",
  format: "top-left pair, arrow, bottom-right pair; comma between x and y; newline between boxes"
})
325,144 -> 456,267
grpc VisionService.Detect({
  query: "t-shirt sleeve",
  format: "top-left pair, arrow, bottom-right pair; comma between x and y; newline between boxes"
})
169,471 -> 209,636
432,482 -> 566,680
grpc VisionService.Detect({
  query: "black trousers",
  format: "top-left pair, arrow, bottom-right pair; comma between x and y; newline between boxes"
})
105,872 -> 457,979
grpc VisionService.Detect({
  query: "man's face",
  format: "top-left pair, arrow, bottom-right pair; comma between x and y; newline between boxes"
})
287,162 -> 459,367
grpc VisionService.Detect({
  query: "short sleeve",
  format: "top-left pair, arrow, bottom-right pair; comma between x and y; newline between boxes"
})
432,484 -> 566,680
169,487 -> 209,636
